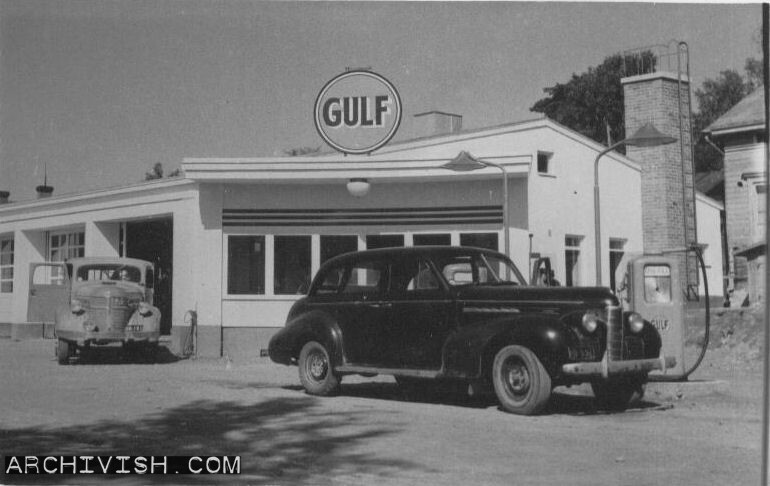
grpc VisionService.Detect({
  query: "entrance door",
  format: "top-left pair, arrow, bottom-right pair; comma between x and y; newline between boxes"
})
27,263 -> 70,322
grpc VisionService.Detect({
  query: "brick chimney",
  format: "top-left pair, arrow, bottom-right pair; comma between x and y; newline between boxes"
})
622,71 -> 698,291
413,111 -> 462,138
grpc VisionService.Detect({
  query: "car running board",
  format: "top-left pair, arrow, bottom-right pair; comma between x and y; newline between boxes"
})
335,365 -> 440,379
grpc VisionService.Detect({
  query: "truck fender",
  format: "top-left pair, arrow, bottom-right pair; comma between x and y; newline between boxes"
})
128,304 -> 161,331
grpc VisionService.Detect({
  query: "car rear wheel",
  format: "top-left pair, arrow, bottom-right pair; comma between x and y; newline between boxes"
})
298,341 -> 340,396
591,379 -> 645,411
492,345 -> 552,415
57,339 -> 72,365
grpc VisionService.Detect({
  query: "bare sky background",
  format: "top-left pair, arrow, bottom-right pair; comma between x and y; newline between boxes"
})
0,1 -> 761,201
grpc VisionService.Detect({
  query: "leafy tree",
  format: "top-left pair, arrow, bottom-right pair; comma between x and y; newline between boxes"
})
530,51 -> 656,151
692,58 -> 761,171
284,146 -> 321,156
144,162 -> 181,181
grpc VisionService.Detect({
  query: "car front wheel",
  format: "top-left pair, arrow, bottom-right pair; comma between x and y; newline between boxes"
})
492,345 -> 552,415
298,341 -> 340,396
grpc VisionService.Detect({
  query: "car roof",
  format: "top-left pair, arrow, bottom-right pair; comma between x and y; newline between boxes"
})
323,245 -> 503,267
65,257 -> 153,267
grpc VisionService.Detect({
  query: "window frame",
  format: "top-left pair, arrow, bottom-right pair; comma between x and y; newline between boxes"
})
0,236 -> 14,293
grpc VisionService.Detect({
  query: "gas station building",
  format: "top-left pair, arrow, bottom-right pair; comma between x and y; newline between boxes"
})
0,71 -> 725,358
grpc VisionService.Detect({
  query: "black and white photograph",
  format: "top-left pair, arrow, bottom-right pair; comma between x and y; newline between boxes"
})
0,1 -> 767,484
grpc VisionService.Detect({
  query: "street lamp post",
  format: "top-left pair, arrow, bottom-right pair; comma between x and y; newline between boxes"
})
442,151 -> 509,259
594,123 -> 677,286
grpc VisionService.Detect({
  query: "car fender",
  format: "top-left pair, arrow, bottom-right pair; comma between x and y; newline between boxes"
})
268,310 -> 343,366
443,313 -> 571,379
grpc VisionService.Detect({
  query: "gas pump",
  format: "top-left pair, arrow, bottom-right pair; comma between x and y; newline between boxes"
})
616,246 -> 711,381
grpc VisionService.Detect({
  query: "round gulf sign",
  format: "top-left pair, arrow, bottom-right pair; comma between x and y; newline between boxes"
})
314,70 -> 402,155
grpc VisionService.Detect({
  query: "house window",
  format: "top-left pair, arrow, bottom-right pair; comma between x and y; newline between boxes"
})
49,231 -> 85,262
537,151 -> 553,174
565,235 -> 583,287
227,235 -> 265,295
609,238 -> 626,292
274,236 -> 311,295
751,183 -> 767,242
366,234 -> 404,249
320,235 -> 358,263
413,233 -> 451,246
0,237 -> 13,293
460,232 -> 498,251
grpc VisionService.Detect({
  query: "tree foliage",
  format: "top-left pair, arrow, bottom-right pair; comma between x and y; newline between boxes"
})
144,162 -> 181,181
692,58 -> 762,171
530,51 -> 656,151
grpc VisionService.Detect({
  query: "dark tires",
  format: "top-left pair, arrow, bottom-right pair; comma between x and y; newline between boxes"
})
492,345 -> 552,415
57,339 -> 72,365
591,379 -> 646,411
298,341 -> 340,396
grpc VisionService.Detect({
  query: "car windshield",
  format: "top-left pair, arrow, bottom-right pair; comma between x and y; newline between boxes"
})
437,253 -> 524,287
75,264 -> 142,284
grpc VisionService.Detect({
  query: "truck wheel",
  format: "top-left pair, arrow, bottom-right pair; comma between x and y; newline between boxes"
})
492,345 -> 552,415
591,379 -> 645,411
57,339 -> 72,365
298,341 -> 340,396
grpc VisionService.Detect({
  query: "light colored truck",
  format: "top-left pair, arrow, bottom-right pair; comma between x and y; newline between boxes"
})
38,257 -> 161,364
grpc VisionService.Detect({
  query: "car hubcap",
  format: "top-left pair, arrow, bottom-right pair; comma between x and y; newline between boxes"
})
503,358 -> 530,399
308,352 -> 328,381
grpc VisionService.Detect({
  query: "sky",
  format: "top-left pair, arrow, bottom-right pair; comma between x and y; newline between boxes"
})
0,0 -> 762,201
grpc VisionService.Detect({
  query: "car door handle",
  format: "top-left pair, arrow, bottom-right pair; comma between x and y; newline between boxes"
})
368,303 -> 392,309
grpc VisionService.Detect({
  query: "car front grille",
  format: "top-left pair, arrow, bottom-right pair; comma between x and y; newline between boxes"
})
570,338 -> 602,361
606,304 -> 624,361
623,336 -> 646,360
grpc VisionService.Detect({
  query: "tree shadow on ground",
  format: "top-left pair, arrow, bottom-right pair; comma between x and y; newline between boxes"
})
0,397 -> 425,485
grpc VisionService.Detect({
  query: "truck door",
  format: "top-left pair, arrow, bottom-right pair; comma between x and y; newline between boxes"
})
27,263 -> 70,323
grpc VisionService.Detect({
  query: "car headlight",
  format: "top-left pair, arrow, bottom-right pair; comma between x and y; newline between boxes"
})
581,311 -> 601,334
627,312 -> 645,334
71,299 -> 84,314
138,302 -> 152,317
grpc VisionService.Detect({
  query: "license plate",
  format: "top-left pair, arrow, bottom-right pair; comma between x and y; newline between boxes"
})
127,325 -> 143,332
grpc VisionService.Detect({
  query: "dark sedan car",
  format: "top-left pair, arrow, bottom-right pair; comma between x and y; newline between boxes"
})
269,246 -> 674,415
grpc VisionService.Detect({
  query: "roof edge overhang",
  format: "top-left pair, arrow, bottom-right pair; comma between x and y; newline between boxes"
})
705,123 -> 765,138
183,116 -> 640,182
0,178 -> 196,215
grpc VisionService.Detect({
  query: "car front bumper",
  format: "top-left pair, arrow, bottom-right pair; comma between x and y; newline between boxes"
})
562,353 -> 676,379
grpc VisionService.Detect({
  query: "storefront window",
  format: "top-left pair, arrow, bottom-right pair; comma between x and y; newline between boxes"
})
321,235 -> 358,263
228,236 -> 265,295
609,238 -> 626,292
413,233 -> 451,246
0,236 -> 13,293
460,232 -> 498,251
565,235 -> 583,287
366,234 -> 404,249
49,231 -> 85,262
274,236 -> 311,295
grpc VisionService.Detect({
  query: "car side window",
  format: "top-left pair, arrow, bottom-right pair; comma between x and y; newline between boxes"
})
316,265 -> 345,295
341,260 -> 386,295
395,259 -> 439,292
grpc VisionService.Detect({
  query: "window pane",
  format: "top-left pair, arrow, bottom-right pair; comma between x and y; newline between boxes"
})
0,282 -> 11,293
460,233 -> 498,251
274,236 -> 311,295
321,235 -> 358,263
413,233 -> 451,246
342,260 -> 385,294
227,236 -> 265,295
366,234 -> 404,249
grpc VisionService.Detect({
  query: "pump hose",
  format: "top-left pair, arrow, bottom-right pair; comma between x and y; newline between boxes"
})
648,245 -> 710,382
